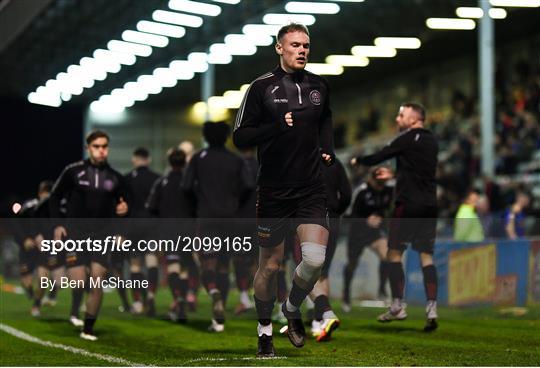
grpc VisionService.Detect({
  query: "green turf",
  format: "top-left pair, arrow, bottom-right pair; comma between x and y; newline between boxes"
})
1,285 -> 539,366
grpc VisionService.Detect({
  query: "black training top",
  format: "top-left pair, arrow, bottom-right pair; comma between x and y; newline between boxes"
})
351,182 -> 393,219
49,159 -> 128,218
322,158 -> 351,217
124,166 -> 160,217
233,66 -> 334,188
146,169 -> 194,218
183,146 -> 254,218
356,128 -> 438,207
236,156 -> 258,218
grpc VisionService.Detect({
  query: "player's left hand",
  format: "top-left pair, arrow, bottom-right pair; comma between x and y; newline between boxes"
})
116,197 -> 128,216
374,167 -> 393,180
321,153 -> 334,166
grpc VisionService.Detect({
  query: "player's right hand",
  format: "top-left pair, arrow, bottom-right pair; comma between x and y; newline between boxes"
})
350,157 -> 358,166
54,226 -> 67,240
366,215 -> 383,228
284,112 -> 294,127
23,237 -> 35,251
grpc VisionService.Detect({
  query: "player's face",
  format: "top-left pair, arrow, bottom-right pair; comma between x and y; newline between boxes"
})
87,137 -> 109,164
395,106 -> 418,131
276,31 -> 310,72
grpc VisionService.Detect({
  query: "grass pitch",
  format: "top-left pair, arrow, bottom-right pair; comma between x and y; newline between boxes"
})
1,285 -> 539,366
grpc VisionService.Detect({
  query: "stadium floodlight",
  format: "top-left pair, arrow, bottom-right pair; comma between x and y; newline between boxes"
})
456,7 -> 484,18
211,42 -> 257,56
351,45 -> 397,57
107,40 -> 153,57
99,94 -> 134,108
325,54 -> 369,67
27,92 -> 62,107
137,75 -> 163,95
489,8 -> 507,18
285,2 -> 340,14
263,13 -> 316,26
123,82 -> 150,101
90,100 -> 126,114
168,0 -> 221,16
152,67 -> 179,88
305,63 -> 343,75
93,49 -> 137,66
212,0 -> 240,3
374,37 -> 421,49
187,52 -> 210,72
122,30 -> 169,48
81,56 -> 120,75
61,92 -> 72,101
169,60 -> 196,79
111,89 -> 136,107
136,21 -> 186,38
489,0 -> 540,6
242,24 -> 281,38
225,33 -> 273,47
426,18 -> 476,30
207,52 -> 233,64
66,65 -> 96,88
79,57 -> 110,80
56,72 -> 84,95
152,10 -> 204,27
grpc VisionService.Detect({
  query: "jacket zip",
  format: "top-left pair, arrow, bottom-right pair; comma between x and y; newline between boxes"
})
95,171 -> 99,188
295,83 -> 302,105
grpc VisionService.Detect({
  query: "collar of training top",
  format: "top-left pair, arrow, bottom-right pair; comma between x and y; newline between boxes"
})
273,65 -> 305,82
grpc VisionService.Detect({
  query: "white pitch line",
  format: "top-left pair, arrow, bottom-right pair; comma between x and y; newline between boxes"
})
0,323 -> 150,367
186,356 -> 288,363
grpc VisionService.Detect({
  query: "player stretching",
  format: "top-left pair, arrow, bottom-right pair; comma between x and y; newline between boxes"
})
352,103 -> 439,332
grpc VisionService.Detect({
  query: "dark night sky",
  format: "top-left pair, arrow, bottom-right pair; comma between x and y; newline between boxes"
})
1,97 -> 83,216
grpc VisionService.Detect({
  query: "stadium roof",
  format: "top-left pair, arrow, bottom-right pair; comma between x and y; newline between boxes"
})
0,0 -> 539,111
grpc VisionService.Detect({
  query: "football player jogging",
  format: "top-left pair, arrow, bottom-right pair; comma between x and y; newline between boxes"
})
342,168 -> 393,312
351,103 -> 439,332
124,147 -> 160,316
233,23 -> 335,356
50,130 -> 129,340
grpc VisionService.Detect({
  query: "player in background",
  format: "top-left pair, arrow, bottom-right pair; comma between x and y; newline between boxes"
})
124,147 -> 160,316
343,168 -> 393,312
146,148 -> 195,322
351,103 -> 439,332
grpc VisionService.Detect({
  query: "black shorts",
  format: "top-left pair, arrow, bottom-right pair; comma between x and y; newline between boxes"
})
347,226 -> 386,261
19,248 -> 38,276
388,202 -> 437,254
40,251 -> 65,270
257,181 -> 329,248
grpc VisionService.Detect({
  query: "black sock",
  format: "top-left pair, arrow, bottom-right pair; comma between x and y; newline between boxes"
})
83,313 -> 96,334
388,262 -> 405,300
343,264 -> 354,304
216,272 -> 230,306
33,297 -> 41,308
254,295 -> 275,326
131,272 -> 144,302
288,280 -> 310,309
168,272 -> 184,301
201,270 -> 217,292
422,265 -> 438,301
116,283 -> 130,310
379,261 -> 390,295
277,270 -> 287,302
24,285 -> 34,299
148,267 -> 159,297
49,286 -> 58,300
314,295 -> 332,321
70,288 -> 84,318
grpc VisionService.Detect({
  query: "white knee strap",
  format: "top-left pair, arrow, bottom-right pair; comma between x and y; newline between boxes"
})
296,242 -> 326,284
